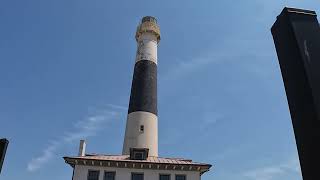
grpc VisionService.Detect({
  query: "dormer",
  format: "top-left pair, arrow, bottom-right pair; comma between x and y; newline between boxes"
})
129,148 -> 149,160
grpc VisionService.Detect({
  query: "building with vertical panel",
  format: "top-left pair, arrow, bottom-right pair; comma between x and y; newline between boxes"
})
271,7 -> 320,180
64,16 -> 212,180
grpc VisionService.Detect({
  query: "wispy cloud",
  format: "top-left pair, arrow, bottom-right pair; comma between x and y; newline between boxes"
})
161,111 -> 223,147
161,56 -> 222,82
27,141 -> 60,172
27,104 -> 124,172
198,111 -> 224,138
62,110 -> 118,142
161,37 -> 272,83
243,157 -> 301,180
202,111 -> 223,126
106,104 -> 127,111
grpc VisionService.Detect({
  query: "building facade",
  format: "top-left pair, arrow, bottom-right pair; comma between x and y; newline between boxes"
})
64,16 -> 212,180
66,154 -> 209,180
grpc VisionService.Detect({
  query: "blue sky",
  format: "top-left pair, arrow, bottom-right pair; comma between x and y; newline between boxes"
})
1,0 -> 319,180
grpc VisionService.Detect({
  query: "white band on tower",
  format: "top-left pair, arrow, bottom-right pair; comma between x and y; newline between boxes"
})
136,33 -> 158,64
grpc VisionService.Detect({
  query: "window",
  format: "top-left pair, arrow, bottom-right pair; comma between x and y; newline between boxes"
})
132,173 -> 144,180
130,148 -> 148,160
87,170 -> 100,180
104,172 -> 115,180
160,174 -> 170,180
175,175 -> 186,180
140,125 -> 144,132
134,151 -> 143,160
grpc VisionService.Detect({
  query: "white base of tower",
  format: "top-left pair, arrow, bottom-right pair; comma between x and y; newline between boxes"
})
122,111 -> 158,157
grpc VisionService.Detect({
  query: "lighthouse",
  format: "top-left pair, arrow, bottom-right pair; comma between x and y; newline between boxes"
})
64,16 -> 212,180
123,16 -> 160,157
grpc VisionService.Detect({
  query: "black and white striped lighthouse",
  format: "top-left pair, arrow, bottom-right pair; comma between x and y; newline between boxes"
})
64,16 -> 213,178
122,16 -> 160,157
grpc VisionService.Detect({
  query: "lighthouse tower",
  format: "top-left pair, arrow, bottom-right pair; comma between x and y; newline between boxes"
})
64,16 -> 212,180
122,16 -> 160,157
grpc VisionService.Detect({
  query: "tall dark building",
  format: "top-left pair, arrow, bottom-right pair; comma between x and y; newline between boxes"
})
271,7 -> 320,180
0,138 -> 9,174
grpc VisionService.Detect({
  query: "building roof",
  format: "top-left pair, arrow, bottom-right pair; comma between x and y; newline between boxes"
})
66,154 -> 209,165
64,154 -> 212,174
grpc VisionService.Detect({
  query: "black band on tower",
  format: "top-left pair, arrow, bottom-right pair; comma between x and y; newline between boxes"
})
128,60 -> 157,115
